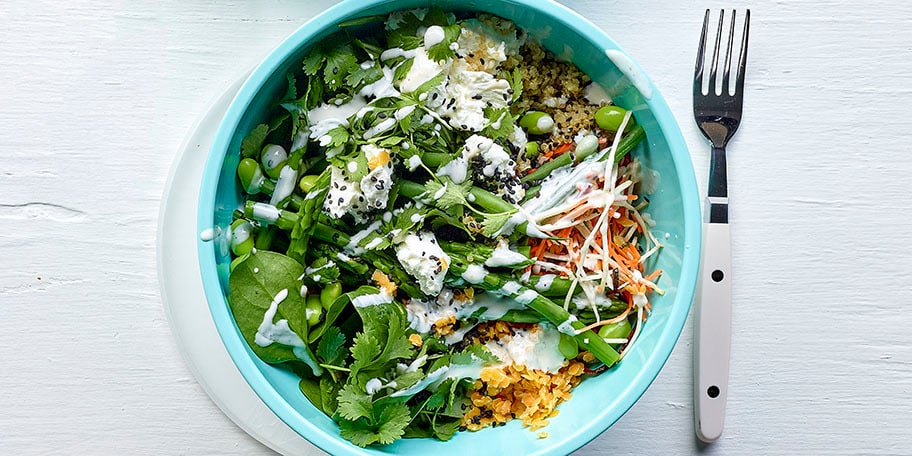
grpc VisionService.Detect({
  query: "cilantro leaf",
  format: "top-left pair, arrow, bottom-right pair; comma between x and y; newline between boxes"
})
373,401 -> 411,445
316,326 -> 347,366
481,107 -> 517,141
425,24 -> 461,62
339,417 -> 377,447
320,125 -> 351,150
424,177 -> 472,209
432,418 -> 461,441
346,61 -> 383,88
283,72 -> 298,102
240,124 -> 269,159
481,210 -> 517,237
301,36 -> 360,92
510,67 -> 523,102
351,331 -> 382,371
412,71 -> 445,97
338,382 -> 373,420
338,400 -> 411,447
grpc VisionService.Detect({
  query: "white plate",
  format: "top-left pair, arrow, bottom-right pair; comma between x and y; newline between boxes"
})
156,73 -> 325,456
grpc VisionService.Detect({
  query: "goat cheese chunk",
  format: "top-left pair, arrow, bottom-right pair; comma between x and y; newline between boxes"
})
323,144 -> 394,223
395,231 -> 450,295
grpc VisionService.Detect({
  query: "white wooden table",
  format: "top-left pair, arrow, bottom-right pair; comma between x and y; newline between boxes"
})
3,1 -> 911,454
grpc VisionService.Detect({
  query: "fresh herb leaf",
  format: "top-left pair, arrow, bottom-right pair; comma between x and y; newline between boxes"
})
321,125 -> 351,150
481,210 -> 516,237
510,67 -> 523,102
316,326 -> 347,366
302,37 -> 360,92
425,24 -> 461,62
346,62 -> 384,88
338,382 -> 374,420
338,399 -> 411,447
481,107 -> 516,141
424,177 -> 473,209
240,124 -> 269,159
373,400 -> 412,444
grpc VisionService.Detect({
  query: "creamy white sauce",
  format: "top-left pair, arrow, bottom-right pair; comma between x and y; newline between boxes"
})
514,289 -> 538,305
436,156 -> 468,184
406,155 -> 422,171
534,274 -> 557,292
557,314 -> 578,336
460,264 -> 488,284
363,117 -> 397,139
399,47 -> 445,94
351,289 -> 393,308
254,289 -> 322,375
199,228 -> 215,242
484,240 -> 528,267
365,378 -> 384,395
391,361 -> 486,397
307,96 -> 367,140
346,220 -> 383,254
500,281 -> 522,295
269,165 -> 297,206
360,66 -> 400,100
484,323 -> 565,373
251,202 -> 280,223
424,25 -> 446,48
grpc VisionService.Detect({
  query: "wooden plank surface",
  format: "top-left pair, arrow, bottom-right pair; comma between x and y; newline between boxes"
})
1,1 -> 910,454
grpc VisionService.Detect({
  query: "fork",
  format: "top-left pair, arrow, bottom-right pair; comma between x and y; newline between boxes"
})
692,8 -> 749,443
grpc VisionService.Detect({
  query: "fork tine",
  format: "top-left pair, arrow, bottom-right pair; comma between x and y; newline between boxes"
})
707,10 -> 724,96
694,9 -> 710,93
721,10 -> 736,95
735,9 -> 751,97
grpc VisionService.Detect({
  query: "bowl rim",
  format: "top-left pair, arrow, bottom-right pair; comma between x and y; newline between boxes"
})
197,1 -> 700,454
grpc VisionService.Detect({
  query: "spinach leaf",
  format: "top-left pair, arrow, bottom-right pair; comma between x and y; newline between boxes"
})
227,251 -> 309,364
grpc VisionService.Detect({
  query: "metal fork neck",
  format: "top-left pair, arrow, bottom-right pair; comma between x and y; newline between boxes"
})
706,145 -> 728,223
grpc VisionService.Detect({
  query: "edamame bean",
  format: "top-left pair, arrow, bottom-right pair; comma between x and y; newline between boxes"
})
298,175 -> 320,193
524,141 -> 539,159
558,332 -> 579,360
519,111 -> 555,135
320,282 -> 342,310
597,318 -> 632,340
237,158 -> 265,194
260,144 -> 288,179
229,219 -> 255,256
305,295 -> 323,326
574,134 -> 599,160
595,105 -> 634,132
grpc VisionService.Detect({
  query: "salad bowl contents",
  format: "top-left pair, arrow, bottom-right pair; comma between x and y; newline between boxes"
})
199,1 -> 698,454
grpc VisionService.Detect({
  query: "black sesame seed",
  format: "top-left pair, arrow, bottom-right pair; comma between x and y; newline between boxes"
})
479,58 -> 485,65
378,112 -> 387,119
340,185 -> 347,191
472,94 -> 482,100
338,197 -> 344,204
332,67 -> 339,75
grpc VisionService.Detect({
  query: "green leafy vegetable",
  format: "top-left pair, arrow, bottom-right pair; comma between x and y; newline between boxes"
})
240,124 -> 269,159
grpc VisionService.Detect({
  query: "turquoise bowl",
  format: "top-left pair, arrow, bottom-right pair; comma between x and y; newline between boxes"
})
198,0 -> 700,454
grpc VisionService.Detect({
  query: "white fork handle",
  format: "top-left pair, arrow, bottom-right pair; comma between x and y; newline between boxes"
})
694,222 -> 732,443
